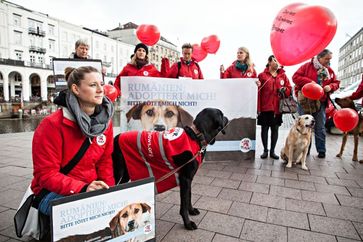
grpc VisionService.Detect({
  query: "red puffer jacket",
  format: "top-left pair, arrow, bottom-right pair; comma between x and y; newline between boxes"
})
292,59 -> 340,102
163,58 -> 203,79
31,108 -> 114,196
221,61 -> 257,79
350,75 -> 363,106
258,68 -> 292,114
114,63 -> 161,95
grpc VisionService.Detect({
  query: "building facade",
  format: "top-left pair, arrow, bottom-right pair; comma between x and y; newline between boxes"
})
337,27 -> 363,88
0,1 -> 134,103
108,22 -> 180,70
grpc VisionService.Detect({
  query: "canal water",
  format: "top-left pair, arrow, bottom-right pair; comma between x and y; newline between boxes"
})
0,111 -> 121,134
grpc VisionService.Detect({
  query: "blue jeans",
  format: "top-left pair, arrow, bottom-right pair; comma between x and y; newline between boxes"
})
38,192 -> 64,216
297,103 -> 326,153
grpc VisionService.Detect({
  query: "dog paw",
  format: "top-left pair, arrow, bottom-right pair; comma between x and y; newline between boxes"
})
353,157 -> 358,162
189,208 -> 200,216
336,154 -> 342,158
302,165 -> 308,170
184,221 -> 198,230
286,163 -> 292,168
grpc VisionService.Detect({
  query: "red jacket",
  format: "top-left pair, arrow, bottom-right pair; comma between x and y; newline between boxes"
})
118,127 -> 202,194
258,68 -> 292,114
350,75 -> 363,106
221,61 -> 257,79
114,63 -> 161,95
31,108 -> 114,196
292,59 -> 340,102
163,58 -> 204,79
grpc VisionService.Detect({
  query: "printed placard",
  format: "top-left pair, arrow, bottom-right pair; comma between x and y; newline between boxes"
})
50,178 -> 155,242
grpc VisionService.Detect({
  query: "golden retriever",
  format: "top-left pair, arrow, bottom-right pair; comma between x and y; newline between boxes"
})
109,203 -> 151,238
126,101 -> 193,131
281,115 -> 315,170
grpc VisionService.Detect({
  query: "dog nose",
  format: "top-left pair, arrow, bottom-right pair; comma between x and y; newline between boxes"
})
128,220 -> 135,229
154,124 -> 166,131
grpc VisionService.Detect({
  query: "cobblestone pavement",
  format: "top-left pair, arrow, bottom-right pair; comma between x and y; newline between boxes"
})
0,126 -> 362,242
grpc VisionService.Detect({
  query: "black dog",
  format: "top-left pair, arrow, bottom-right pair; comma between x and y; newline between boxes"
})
112,108 -> 228,230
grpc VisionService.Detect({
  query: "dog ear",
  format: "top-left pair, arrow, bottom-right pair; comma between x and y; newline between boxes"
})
177,106 -> 194,127
126,103 -> 145,122
109,214 -> 119,231
140,203 -> 151,213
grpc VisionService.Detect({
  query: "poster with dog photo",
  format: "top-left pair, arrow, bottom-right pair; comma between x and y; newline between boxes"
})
119,76 -> 258,161
50,177 -> 155,242
52,58 -> 103,92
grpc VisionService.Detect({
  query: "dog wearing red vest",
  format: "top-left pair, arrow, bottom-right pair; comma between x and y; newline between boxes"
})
113,108 -> 228,230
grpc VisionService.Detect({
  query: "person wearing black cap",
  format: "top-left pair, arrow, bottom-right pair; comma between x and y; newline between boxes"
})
114,43 -> 161,95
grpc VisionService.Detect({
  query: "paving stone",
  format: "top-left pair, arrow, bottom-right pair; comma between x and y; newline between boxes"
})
0,175 -> 26,187
222,166 -> 248,174
205,170 -> 232,179
336,172 -> 363,181
212,234 -> 248,242
156,190 -> 173,202
287,228 -> 336,242
191,184 -> 222,197
199,211 -> 244,237
256,176 -> 284,186
240,220 -> 287,242
230,173 -> 257,183
309,214 -> 360,240
269,185 -> 302,200
193,175 -> 215,185
352,222 -> 363,239
201,163 -> 225,171
326,177 -> 360,188
238,181 -> 269,194
261,164 -> 285,172
0,166 -> 33,177
246,169 -> 271,176
285,179 -> 316,191
218,188 -> 252,204
0,189 -> 24,209
309,169 -> 339,178
271,171 -> 298,180
315,183 -> 351,195
324,204 -> 363,223
250,193 -> 285,210
228,201 -> 268,222
160,205 -> 206,225
210,178 -> 241,189
161,224 -> 214,242
0,235 -> 10,242
155,219 -> 174,242
336,194 -> 363,209
194,196 -> 233,214
336,237 -> 362,242
267,208 -> 309,229
161,190 -> 200,205
0,226 -> 29,241
0,209 -> 16,231
301,190 -> 339,205
298,174 -> 327,184
285,198 -> 325,216
347,187 -> 363,198
155,202 -> 173,219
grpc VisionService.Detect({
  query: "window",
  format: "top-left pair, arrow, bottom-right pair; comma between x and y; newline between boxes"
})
14,31 -> 22,45
48,24 -> 54,35
13,14 -> 21,26
49,56 -> 54,66
38,56 -> 43,64
30,55 -> 35,63
15,50 -> 22,60
49,39 -> 55,51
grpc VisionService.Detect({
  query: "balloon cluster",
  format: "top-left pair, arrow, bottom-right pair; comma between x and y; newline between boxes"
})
193,35 -> 221,62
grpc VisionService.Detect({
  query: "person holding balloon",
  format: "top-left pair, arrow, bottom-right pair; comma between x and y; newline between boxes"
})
114,43 -> 161,95
162,43 -> 204,79
257,55 -> 292,159
220,47 -> 257,80
292,49 -> 340,158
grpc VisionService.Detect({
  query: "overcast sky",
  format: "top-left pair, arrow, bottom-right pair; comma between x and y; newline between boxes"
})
10,0 -> 363,79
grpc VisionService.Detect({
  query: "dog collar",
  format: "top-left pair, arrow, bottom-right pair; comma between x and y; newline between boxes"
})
184,126 -> 207,149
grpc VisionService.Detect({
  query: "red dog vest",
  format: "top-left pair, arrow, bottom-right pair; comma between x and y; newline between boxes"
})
118,127 -> 202,193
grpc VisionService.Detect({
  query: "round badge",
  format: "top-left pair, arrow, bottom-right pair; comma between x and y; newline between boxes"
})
239,138 -> 252,153
163,127 -> 184,141
247,72 -> 252,77
143,71 -> 149,76
96,134 -> 106,146
194,69 -> 199,75
144,224 -> 152,234
280,79 -> 284,85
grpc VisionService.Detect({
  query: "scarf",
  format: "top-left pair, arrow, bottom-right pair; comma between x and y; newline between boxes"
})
66,91 -> 114,138
313,56 -> 330,85
235,61 -> 248,72
136,59 -> 148,69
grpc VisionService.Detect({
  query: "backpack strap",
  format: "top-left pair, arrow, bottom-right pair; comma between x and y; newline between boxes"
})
177,61 -> 181,78
60,138 -> 91,175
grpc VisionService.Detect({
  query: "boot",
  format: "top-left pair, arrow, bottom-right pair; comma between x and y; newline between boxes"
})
260,126 -> 269,159
270,151 -> 279,159
270,125 -> 279,159
260,150 -> 268,159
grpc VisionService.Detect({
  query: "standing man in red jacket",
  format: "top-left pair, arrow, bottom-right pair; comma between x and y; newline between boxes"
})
162,43 -> 204,79
292,49 -> 340,158
348,74 -> 363,107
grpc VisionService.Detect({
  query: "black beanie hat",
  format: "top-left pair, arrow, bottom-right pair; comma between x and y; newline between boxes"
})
134,43 -> 148,55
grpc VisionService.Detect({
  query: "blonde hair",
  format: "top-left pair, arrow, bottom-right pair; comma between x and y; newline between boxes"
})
130,52 -> 149,66
238,47 -> 254,69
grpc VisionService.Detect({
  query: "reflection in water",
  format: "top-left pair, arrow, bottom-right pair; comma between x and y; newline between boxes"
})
0,111 -> 121,134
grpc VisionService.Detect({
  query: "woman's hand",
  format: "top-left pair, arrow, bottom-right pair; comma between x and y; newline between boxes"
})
255,80 -> 261,86
220,65 -> 225,73
86,180 -> 109,192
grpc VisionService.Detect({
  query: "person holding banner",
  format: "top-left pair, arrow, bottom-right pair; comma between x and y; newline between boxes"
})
292,49 -> 340,158
31,66 -> 115,216
220,47 -> 257,79
257,55 -> 292,159
114,43 -> 161,95
162,43 -> 204,79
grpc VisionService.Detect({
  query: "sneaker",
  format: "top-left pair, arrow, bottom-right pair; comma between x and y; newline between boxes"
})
260,151 -> 268,159
318,152 -> 326,158
270,152 -> 279,159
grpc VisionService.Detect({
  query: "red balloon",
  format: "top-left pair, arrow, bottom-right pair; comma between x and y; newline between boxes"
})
103,84 -> 118,102
201,35 -> 220,54
333,108 -> 359,132
302,83 -> 324,100
192,44 -> 208,62
136,24 -> 160,46
270,3 -> 337,66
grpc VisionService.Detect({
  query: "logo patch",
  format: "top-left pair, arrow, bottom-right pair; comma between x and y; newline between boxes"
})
144,224 -> 152,234
194,69 -> 199,75
280,79 -> 284,85
96,134 -> 106,146
143,71 -> 149,76
240,138 -> 252,153
247,72 -> 252,77
163,127 -> 184,141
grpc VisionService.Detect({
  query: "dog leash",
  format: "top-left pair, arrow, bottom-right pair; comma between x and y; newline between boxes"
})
155,121 -> 232,184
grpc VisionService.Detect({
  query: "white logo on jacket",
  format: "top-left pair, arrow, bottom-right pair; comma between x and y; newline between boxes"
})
143,71 -> 149,76
280,79 -> 284,85
163,127 -> 183,141
194,69 -> 199,75
96,134 -> 106,146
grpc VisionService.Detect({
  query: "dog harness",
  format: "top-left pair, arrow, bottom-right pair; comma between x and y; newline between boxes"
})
118,127 -> 202,193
